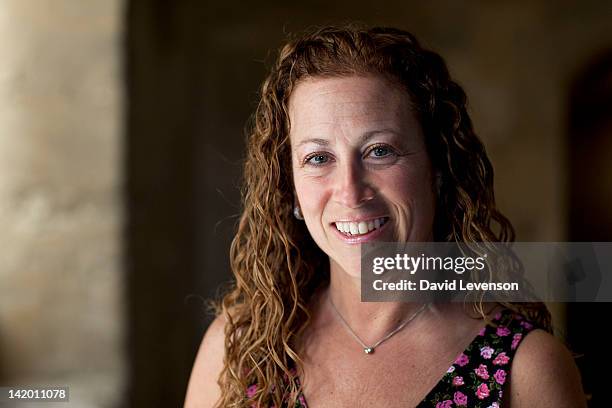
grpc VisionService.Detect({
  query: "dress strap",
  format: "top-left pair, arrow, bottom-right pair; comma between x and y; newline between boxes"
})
419,308 -> 537,407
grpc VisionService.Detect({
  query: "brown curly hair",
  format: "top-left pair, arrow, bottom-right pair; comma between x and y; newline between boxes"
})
216,24 -> 551,407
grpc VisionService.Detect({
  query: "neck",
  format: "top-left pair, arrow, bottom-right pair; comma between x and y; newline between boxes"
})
326,258 -> 430,345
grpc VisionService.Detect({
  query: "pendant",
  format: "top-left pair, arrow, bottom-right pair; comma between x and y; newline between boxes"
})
364,347 -> 374,354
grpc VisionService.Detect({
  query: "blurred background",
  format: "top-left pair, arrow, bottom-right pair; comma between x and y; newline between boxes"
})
0,0 -> 610,407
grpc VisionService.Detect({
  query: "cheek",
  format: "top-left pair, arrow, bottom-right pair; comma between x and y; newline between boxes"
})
377,165 -> 435,239
293,173 -> 331,219
293,176 -> 336,255
379,164 -> 433,203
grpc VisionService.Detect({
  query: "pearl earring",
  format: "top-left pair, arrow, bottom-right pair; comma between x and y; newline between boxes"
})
293,206 -> 304,220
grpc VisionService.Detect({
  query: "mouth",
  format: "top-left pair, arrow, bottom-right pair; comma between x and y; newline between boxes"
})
332,217 -> 389,239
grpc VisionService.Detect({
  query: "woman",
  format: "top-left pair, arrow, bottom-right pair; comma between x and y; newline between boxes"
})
185,25 -> 586,407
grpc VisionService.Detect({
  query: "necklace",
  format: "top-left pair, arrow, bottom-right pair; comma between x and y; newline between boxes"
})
328,297 -> 429,355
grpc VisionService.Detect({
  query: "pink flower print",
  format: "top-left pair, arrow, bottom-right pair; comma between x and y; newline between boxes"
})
499,390 -> 503,399
487,403 -> 500,408
435,400 -> 453,408
455,353 -> 469,367
521,321 -> 533,330
493,352 -> 510,365
476,383 -> 490,400
494,311 -> 502,320
246,384 -> 258,398
496,326 -> 511,337
447,365 -> 456,373
478,327 -> 486,336
298,394 -> 307,406
454,391 -> 468,406
494,369 -> 507,385
480,346 -> 494,359
452,375 -> 465,386
475,363 -> 489,380
511,333 -> 523,350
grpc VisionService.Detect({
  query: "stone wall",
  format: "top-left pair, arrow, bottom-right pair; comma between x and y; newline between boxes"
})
0,1 -> 125,407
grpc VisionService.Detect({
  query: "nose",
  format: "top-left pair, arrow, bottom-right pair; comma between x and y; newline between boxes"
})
332,157 -> 376,208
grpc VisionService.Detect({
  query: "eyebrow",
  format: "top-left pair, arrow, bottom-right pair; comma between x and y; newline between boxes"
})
295,129 -> 401,148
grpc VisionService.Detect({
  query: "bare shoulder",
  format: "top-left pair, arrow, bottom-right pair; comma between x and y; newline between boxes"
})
184,314 -> 226,408
505,328 -> 586,408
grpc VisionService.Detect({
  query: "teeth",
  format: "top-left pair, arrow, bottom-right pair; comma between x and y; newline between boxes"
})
334,217 -> 387,236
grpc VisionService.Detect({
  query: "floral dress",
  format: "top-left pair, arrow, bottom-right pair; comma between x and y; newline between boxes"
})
416,308 -> 535,407
247,308 -> 536,407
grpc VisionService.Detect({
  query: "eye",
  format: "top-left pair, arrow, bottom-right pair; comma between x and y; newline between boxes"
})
304,152 -> 332,166
366,144 -> 396,159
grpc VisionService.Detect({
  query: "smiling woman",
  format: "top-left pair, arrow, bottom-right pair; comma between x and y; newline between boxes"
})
184,25 -> 586,408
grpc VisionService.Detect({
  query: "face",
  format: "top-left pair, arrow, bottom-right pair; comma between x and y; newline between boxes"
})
288,75 -> 436,277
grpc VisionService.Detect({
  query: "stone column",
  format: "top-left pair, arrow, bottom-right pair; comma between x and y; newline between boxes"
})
0,1 -> 125,406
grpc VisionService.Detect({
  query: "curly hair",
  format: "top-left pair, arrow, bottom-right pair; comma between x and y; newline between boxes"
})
215,24 -> 551,407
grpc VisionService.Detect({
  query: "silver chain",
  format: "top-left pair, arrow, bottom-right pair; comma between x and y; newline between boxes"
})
328,296 -> 429,354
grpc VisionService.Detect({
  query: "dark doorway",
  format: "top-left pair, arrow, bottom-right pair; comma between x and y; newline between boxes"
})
566,49 -> 612,408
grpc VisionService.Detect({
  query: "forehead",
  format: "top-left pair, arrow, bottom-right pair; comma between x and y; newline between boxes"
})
288,75 -> 416,140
